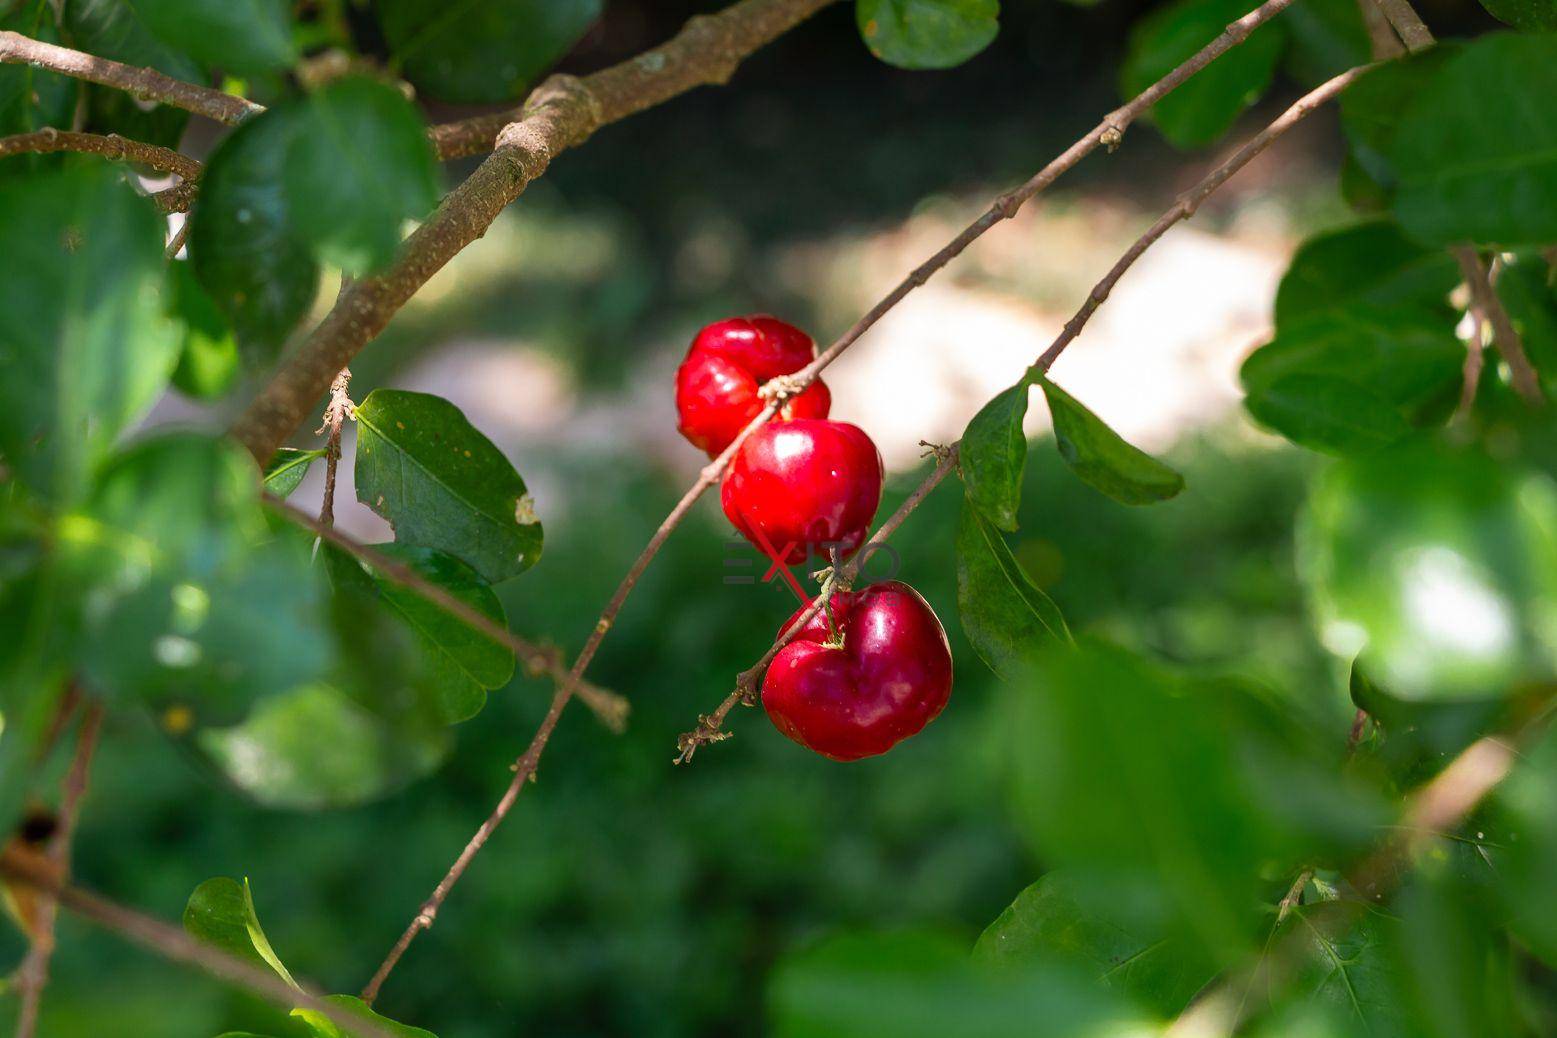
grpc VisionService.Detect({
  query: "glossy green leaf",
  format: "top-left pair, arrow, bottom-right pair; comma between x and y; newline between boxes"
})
137,0 -> 294,76
1245,374 -> 1412,456
198,682 -> 449,809
1240,304 -> 1463,434
0,163 -> 179,503
1121,0 -> 1287,149
59,433 -> 333,723
959,376 -> 1030,532
1281,0 -> 1370,87
1477,0 -> 1557,31
0,0 -> 77,139
328,544 -> 514,724
955,501 -> 1069,678
1391,33 -> 1557,247
1339,45 -> 1458,192
1299,441 -> 1557,701
374,0 -> 600,104
64,0 -> 204,148
855,0 -> 1000,70
168,258 -> 241,400
1268,902 -> 1408,1035
293,995 -> 438,1038
354,389 -> 542,584
1007,642 -> 1386,963
284,77 -> 439,275
189,109 -> 319,361
182,876 -> 299,987
1039,377 -> 1184,504
1273,220 -> 1458,328
975,871 -> 1218,1016
768,930 -> 1146,1038
1494,251 -> 1557,386
262,448 -> 326,499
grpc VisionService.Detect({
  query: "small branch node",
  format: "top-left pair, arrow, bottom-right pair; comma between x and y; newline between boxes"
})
758,373 -> 806,405
1099,124 -> 1125,152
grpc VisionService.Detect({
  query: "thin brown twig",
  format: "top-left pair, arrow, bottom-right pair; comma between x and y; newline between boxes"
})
317,369 -> 354,529
0,30 -> 260,124
0,127 -> 202,178
0,849 -> 405,1038
262,496 -> 629,731
354,0 -> 1311,996
1456,303 -> 1487,422
13,703 -> 103,1038
0,28 -> 600,163
1370,0 -> 1435,51
1456,249 -> 1544,407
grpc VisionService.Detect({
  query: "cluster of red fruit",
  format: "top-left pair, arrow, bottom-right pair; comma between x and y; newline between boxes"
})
675,316 -> 954,762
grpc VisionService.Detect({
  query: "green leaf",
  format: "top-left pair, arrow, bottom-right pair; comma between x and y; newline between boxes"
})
1299,440 -> 1557,702
1005,641 -> 1387,964
1240,304 -> 1463,434
189,108 -> 319,361
959,376 -> 1030,532
855,0 -> 1000,70
1121,0 -> 1287,149
1039,377 -> 1184,504
1384,871 -> 1521,1038
1391,33 -> 1557,248
1269,902 -> 1408,1035
136,0 -> 294,76
168,259 -> 241,400
262,448 -> 325,499
293,995 -> 438,1038
59,433 -> 333,723
1273,220 -> 1459,329
354,389 -> 542,584
1245,374 -> 1412,456
1477,0 -> 1557,31
374,0 -> 600,104
1490,726 -> 1557,965
1494,251 -> 1557,387
64,0 -> 205,148
183,876 -> 298,987
0,162 -> 179,503
954,500 -> 1070,678
283,77 -> 439,275
1281,0 -> 1370,87
1339,45 -> 1458,192
327,544 -> 514,724
768,930 -> 1146,1038
198,682 -> 449,809
974,871 -> 1219,1016
0,1 -> 77,139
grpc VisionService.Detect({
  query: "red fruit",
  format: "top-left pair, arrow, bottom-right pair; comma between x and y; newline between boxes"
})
721,418 -> 883,565
762,581 -> 953,761
675,315 -> 832,457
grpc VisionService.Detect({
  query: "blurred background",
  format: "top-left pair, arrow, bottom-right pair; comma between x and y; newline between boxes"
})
5,0 -> 1508,1033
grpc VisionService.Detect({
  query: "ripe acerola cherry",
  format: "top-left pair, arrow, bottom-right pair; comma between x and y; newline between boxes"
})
721,418 -> 883,565
675,315 -> 832,457
762,581 -> 953,761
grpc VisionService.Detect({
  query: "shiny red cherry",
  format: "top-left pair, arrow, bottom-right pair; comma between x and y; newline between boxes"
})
721,418 -> 883,565
762,581 -> 954,761
675,315 -> 832,457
